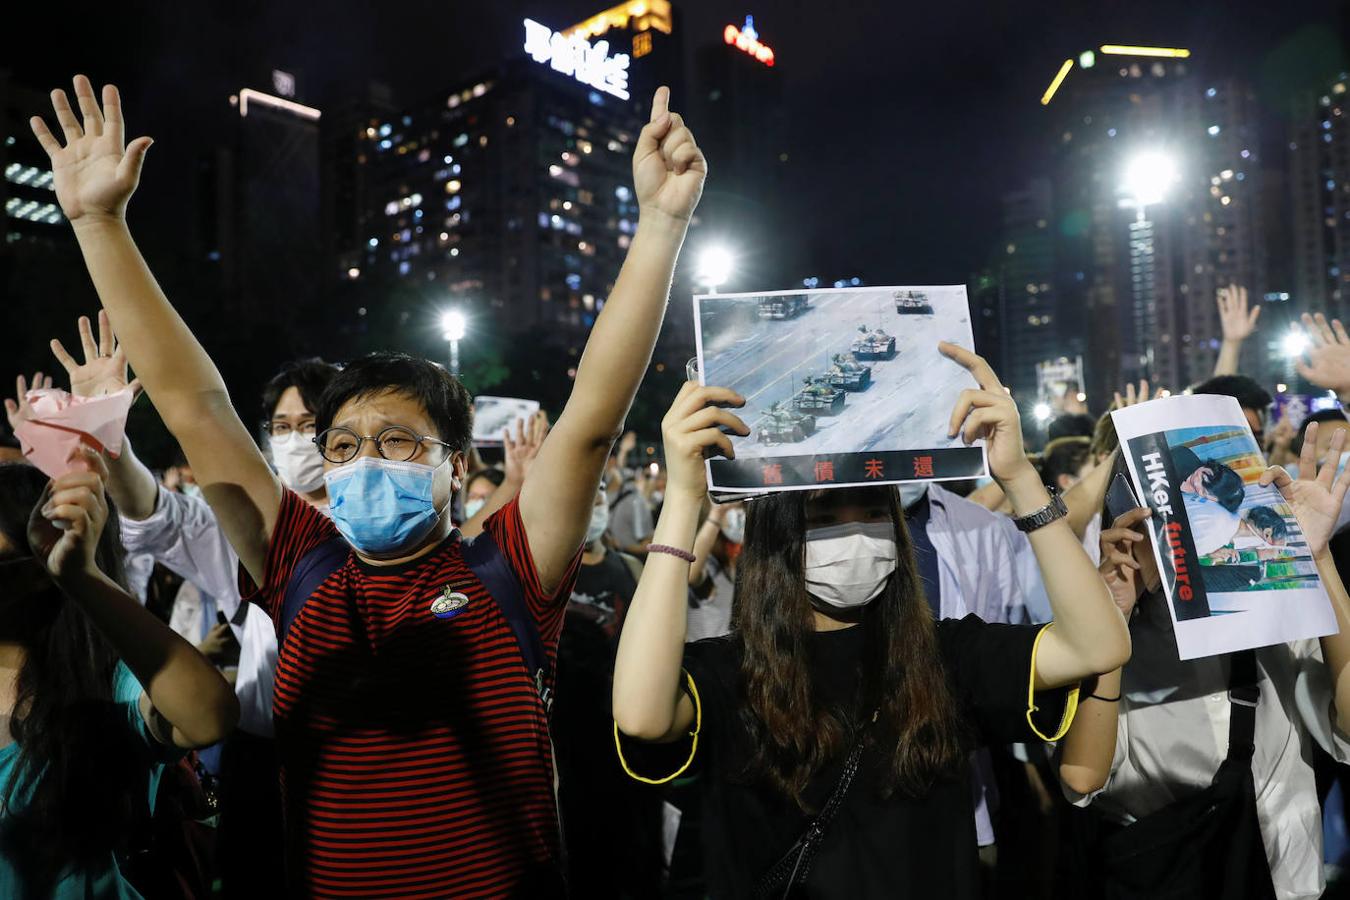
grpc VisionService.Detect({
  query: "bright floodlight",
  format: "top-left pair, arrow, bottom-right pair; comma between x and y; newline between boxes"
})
1122,152 -> 1179,209
1282,330 -> 1310,359
441,309 -> 467,341
1033,402 -> 1053,423
696,245 -> 735,291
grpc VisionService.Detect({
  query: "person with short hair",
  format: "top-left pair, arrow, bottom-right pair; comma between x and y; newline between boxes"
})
34,75 -> 707,896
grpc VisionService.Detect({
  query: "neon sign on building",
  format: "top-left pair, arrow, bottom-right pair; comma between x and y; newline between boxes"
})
524,18 -> 631,100
724,15 -> 774,67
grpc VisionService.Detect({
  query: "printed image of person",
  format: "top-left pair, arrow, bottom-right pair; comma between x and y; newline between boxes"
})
1171,444 -> 1249,555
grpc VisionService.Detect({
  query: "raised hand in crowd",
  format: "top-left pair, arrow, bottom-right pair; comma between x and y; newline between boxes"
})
1214,283 -> 1260,377
3,372 -> 53,434
1260,420 -> 1350,558
1096,507 -> 1150,619
1296,312 -> 1350,403
1264,412 -> 1298,468
459,410 -> 551,538
49,309 -> 141,399
1111,379 -> 1165,410
28,448 -> 238,747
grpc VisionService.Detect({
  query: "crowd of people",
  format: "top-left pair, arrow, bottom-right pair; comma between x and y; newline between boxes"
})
7,73 -> 1350,900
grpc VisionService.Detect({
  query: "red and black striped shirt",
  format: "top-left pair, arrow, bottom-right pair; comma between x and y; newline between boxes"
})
247,490 -> 579,898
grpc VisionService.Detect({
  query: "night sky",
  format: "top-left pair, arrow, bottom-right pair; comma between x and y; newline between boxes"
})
11,0 -> 1349,296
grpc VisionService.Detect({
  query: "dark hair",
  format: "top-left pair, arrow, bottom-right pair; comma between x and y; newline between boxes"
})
261,357 -> 341,422
315,353 -> 474,453
1292,409 -> 1350,456
734,486 -> 964,810
0,463 -> 140,894
466,468 -> 505,493
1089,412 -> 1119,461
1048,413 -> 1095,442
1191,375 -> 1273,414
1040,437 -> 1092,489
1245,506 -> 1289,541
1199,461 -> 1246,513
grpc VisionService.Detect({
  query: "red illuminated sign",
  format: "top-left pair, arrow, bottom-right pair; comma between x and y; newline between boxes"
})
724,15 -> 774,67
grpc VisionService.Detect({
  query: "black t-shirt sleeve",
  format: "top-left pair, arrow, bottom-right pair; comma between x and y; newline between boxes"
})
614,636 -> 739,783
937,614 -> 1080,746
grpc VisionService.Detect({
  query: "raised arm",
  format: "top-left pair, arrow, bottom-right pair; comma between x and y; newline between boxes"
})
1213,283 -> 1260,377
29,449 -> 238,747
460,412 -> 548,539
613,383 -> 746,742
1261,422 -> 1350,733
31,76 -> 279,582
942,343 -> 1130,688
1297,312 -> 1350,407
519,86 -> 706,592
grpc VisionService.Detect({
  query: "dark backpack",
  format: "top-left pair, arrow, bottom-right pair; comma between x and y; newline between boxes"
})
278,531 -> 551,711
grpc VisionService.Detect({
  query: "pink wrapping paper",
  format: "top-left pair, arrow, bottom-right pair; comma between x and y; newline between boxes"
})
12,388 -> 135,478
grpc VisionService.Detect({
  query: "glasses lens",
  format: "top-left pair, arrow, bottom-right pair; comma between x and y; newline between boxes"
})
318,427 -> 360,464
377,427 -> 421,462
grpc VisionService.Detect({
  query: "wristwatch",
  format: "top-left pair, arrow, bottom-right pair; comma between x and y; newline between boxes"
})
1012,486 -> 1068,533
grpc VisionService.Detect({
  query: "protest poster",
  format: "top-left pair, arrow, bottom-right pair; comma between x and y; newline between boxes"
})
471,396 -> 540,446
1112,394 -> 1337,660
692,285 -> 987,495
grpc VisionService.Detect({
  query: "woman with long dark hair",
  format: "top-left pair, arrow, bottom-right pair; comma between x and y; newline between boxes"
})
0,452 -> 237,897
613,344 -> 1130,898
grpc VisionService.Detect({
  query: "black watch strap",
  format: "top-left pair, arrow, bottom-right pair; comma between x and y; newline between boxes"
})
1013,487 -> 1068,533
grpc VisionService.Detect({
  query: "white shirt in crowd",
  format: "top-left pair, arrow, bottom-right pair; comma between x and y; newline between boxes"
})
119,485 -> 277,738
1062,605 -> 1350,900
687,553 -> 734,643
608,480 -> 654,549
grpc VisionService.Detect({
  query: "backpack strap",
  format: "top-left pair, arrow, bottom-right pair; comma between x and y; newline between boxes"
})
461,529 -> 552,714
1225,649 -> 1259,762
279,536 -> 350,649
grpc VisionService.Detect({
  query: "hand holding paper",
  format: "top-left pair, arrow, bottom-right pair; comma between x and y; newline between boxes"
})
1259,421 -> 1350,558
6,382 -> 135,479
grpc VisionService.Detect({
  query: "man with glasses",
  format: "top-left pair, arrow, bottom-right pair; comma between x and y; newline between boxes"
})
33,76 -> 707,897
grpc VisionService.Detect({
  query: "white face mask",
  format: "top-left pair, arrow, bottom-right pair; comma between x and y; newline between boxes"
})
586,503 -> 610,544
463,497 -> 487,520
721,507 -> 745,544
271,431 -> 326,493
898,482 -> 928,509
803,521 -> 898,609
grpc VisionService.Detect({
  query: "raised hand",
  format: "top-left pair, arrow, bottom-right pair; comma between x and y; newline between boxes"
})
632,86 -> 706,225
503,410 -> 551,484
1259,421 -> 1350,558
1296,312 -> 1350,398
30,75 -> 152,224
50,309 -> 141,399
1098,507 -> 1149,618
940,342 -> 1033,486
4,372 -> 54,433
661,382 -> 747,503
1217,283 -> 1260,342
27,447 -> 110,582
1111,379 -> 1165,410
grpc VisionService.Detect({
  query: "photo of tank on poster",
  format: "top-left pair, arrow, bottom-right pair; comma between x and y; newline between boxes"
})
1112,394 -> 1337,660
692,285 -> 988,494
471,396 -> 541,446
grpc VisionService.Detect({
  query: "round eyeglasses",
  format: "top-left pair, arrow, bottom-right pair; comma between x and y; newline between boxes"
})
264,421 -> 317,439
314,425 -> 452,465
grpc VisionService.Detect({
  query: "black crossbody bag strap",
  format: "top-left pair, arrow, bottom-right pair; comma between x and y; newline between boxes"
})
1225,649 -> 1259,762
753,721 -> 871,900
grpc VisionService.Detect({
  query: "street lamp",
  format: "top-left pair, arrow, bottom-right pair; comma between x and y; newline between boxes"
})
1119,150 -> 1179,383
696,244 -> 736,292
441,309 -> 467,376
1282,330 -> 1310,359
1033,402 -> 1053,424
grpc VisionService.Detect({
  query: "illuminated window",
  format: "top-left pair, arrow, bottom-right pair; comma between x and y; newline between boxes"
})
633,32 -> 652,58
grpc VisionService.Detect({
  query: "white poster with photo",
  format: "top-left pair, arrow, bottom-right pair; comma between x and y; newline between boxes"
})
691,285 -> 988,496
1112,395 -> 1337,660
472,396 -> 540,446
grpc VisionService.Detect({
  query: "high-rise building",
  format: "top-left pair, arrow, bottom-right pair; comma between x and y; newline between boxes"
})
1034,48 -> 1270,400
1290,74 -> 1350,323
1,71 -> 63,242
997,178 -> 1061,405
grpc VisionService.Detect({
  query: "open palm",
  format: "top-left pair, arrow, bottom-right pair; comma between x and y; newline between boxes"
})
1262,421 -> 1350,557
50,310 -> 138,399
632,87 -> 706,224
30,75 -> 152,223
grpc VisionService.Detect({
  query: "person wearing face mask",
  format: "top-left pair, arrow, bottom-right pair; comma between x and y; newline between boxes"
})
1058,424 -> 1350,900
27,313 -> 341,897
613,344 -> 1130,899
552,491 -> 659,897
686,501 -> 743,642
39,75 -> 708,896
462,469 -> 504,522
0,457 -> 237,899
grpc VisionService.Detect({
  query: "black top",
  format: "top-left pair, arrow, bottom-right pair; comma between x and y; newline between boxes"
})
626,615 -> 1073,899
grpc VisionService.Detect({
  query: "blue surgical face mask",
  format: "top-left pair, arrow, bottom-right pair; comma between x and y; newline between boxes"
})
324,456 -> 447,556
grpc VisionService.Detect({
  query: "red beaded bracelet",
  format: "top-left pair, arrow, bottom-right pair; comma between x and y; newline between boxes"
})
648,544 -> 696,563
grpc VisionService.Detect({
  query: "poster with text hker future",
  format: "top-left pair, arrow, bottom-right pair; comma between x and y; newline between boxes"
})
1112,395 -> 1337,660
471,397 -> 540,447
692,285 -> 988,497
